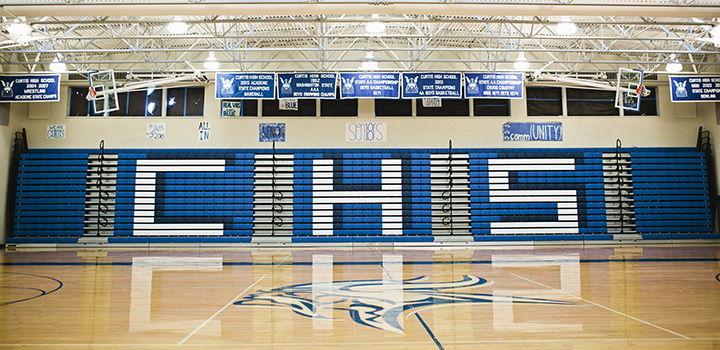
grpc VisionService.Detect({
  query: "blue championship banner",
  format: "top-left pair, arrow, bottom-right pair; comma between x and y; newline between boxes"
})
669,76 -> 720,102
339,73 -> 400,99
401,72 -> 462,99
465,73 -> 523,99
215,73 -> 275,99
0,74 -> 60,102
503,122 -> 562,142
278,73 -> 337,99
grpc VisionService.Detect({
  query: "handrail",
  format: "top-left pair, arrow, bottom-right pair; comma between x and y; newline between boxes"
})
95,140 -> 109,236
442,140 -> 454,234
696,126 -> 717,231
615,138 -> 624,233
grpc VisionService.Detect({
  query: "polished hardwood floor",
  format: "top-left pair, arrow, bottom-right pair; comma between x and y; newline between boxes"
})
0,244 -> 719,349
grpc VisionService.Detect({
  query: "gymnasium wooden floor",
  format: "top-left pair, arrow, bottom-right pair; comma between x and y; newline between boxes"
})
0,244 -> 719,349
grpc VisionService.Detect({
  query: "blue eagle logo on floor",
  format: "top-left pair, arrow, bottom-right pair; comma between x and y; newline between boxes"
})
234,275 -> 577,334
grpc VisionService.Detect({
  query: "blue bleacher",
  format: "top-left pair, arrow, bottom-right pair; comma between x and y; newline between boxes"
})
10,147 -> 714,244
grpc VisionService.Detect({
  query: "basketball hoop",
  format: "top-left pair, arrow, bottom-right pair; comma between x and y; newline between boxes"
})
637,84 -> 651,98
86,86 -> 97,101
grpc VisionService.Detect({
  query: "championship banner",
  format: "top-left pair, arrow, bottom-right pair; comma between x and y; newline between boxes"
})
0,74 -> 60,102
669,76 -> 720,102
339,73 -> 400,99
277,73 -> 337,99
215,73 -> 275,99
401,72 -> 462,99
464,73 -> 523,99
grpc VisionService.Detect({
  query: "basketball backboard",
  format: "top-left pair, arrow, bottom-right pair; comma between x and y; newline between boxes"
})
615,68 -> 644,111
88,70 -> 120,114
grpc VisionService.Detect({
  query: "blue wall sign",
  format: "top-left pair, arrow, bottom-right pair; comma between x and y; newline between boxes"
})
465,73 -> 523,99
0,74 -> 60,102
503,122 -> 562,142
669,76 -> 720,102
215,73 -> 275,99
260,123 -> 285,142
401,73 -> 462,99
339,73 -> 400,99
278,73 -> 337,99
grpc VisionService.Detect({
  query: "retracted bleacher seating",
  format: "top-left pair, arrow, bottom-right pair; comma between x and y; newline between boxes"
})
10,147 -> 716,245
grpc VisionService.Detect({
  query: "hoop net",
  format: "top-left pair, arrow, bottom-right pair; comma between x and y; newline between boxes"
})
86,86 -> 97,101
636,84 -> 651,97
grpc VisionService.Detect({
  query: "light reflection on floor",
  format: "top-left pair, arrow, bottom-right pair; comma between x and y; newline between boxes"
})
0,245 -> 718,349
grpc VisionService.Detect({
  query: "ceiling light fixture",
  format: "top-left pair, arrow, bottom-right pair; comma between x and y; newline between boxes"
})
49,57 -> 67,72
167,16 -> 188,34
365,14 -> 385,34
665,54 -> 683,73
514,52 -> 530,71
361,51 -> 378,70
710,25 -> 720,46
7,18 -> 33,43
556,16 -> 577,35
204,51 -> 220,70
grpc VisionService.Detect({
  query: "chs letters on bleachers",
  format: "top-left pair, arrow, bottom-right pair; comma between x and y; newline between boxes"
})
11,147 -> 714,244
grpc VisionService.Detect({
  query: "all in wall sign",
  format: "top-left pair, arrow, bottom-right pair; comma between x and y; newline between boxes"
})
199,122 -> 210,141
503,122 -> 562,142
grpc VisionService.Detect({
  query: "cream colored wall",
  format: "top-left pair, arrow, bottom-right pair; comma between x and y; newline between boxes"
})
16,83 -> 712,149
0,107 -> 16,244
1,81 -> 717,242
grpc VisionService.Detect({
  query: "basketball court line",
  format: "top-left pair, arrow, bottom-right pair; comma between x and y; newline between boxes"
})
177,252 -> 293,346
372,251 -> 445,350
509,272 -> 691,340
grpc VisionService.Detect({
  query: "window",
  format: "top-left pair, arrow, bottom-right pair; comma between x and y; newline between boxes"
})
566,88 -> 618,116
321,89 -> 358,117
262,99 -> 316,117
68,87 -> 92,117
109,89 -> 164,117
473,99 -> 510,116
526,87 -> 562,116
416,98 -> 470,116
167,87 -> 204,117
375,99 -> 412,117
624,86 -> 658,116
69,86 -> 197,117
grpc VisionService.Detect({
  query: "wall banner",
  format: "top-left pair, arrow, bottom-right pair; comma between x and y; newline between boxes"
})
669,76 -> 720,102
277,73 -> 337,99
260,123 -> 285,142
465,73 -> 523,99
503,122 -> 562,142
339,73 -> 400,99
0,74 -> 61,102
221,100 -> 243,117
199,121 -> 210,142
46,125 -> 65,139
346,122 -> 386,142
215,73 -> 275,99
401,72 -> 462,99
